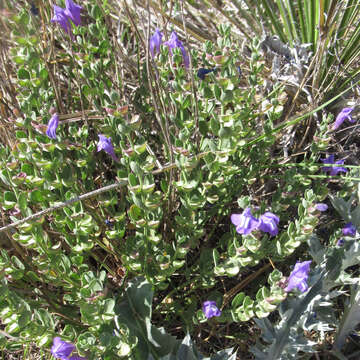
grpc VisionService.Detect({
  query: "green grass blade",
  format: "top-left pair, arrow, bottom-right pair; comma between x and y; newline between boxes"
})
284,0 -> 300,42
232,0 -> 262,34
297,0 -> 307,43
275,0 -> 294,45
259,0 -> 287,42
304,0 -> 317,48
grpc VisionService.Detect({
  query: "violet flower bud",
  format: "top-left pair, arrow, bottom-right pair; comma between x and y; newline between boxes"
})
149,28 -> 163,58
332,107 -> 355,130
197,68 -> 216,80
315,203 -> 328,212
46,113 -> 59,139
97,134 -> 119,162
164,31 -> 189,68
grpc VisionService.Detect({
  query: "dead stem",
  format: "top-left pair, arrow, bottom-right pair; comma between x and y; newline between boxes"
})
221,262 -> 272,309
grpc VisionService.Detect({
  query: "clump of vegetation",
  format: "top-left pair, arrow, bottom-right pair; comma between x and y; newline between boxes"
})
0,0 -> 359,359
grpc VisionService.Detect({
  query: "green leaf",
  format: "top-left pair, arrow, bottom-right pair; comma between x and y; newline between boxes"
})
30,190 -> 45,203
39,68 -> 48,80
214,84 -> 221,101
3,191 -> 17,209
115,278 -> 179,359
333,285 -> 360,350
91,5 -> 102,20
129,204 -> 143,221
210,117 -> 220,135
330,195 -> 351,222
176,334 -> 197,360
78,331 -> 97,347
13,56 -> 25,64
251,271 -> 324,359
18,68 -> 30,80
21,163 -> 34,175
16,130 -> 28,139
211,348 -> 236,360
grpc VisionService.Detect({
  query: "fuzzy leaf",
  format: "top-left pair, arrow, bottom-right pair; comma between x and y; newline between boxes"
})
210,348 -> 236,360
116,278 -> 236,359
333,285 -> 360,350
115,278 -> 179,359
330,195 -> 351,222
176,334 -> 199,360
251,271 -> 324,360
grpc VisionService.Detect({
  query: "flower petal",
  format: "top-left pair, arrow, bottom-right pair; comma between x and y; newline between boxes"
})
285,260 -> 312,293
202,300 -> 221,319
51,337 -> 75,360
46,113 -> 59,139
65,0 -> 82,26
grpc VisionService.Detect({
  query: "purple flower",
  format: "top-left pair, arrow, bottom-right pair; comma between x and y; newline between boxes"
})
51,0 -> 82,37
258,212 -> 279,236
31,2 -> 39,15
197,68 -> 216,80
315,203 -> 328,211
285,260 -> 312,293
46,113 -> 59,139
150,28 -> 163,57
202,301 -> 221,319
321,154 -> 347,176
51,337 -> 75,360
51,5 -> 72,35
164,31 -> 189,68
337,239 -> 345,246
64,0 -> 82,26
343,222 -> 356,237
231,208 -> 259,235
332,107 -> 354,130
97,135 -> 119,162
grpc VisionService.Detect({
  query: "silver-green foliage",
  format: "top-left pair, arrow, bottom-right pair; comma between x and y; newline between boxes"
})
250,198 -> 360,359
115,278 -> 236,360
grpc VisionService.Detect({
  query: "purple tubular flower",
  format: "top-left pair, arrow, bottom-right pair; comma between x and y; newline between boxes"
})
97,134 -> 119,162
202,301 -> 221,319
46,113 -> 59,139
197,68 -> 216,80
285,260 -> 312,293
164,31 -> 189,68
343,222 -> 356,237
337,239 -> 345,246
51,0 -> 82,37
31,2 -> 39,15
149,28 -> 163,57
64,0 -> 82,26
315,203 -> 328,212
321,154 -> 348,176
258,212 -> 279,236
332,107 -> 354,130
51,337 -> 75,360
51,5 -> 71,35
231,208 -> 259,235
